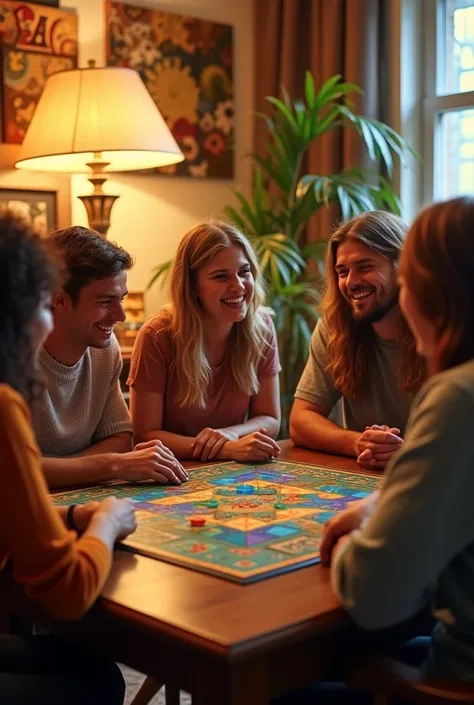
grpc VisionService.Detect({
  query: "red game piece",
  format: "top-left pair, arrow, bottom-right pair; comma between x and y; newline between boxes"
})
189,517 -> 206,527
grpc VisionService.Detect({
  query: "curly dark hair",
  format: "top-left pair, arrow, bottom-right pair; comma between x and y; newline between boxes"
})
0,209 -> 61,404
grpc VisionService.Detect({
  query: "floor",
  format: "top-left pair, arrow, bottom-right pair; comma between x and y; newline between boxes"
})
121,665 -> 191,705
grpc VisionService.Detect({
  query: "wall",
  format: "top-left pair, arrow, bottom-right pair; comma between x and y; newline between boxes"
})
2,0 -> 255,315
66,0 -> 255,315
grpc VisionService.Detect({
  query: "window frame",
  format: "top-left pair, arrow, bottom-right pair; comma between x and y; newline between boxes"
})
423,0 -> 474,202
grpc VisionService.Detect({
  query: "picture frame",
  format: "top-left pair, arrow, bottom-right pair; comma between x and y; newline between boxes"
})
0,188 -> 57,235
0,1 -> 78,143
105,1 -> 234,180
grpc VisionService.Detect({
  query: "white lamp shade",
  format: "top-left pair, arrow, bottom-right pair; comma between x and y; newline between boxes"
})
15,65 -> 184,172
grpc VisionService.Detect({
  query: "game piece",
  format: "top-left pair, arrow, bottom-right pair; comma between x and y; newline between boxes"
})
236,484 -> 255,494
52,460 -> 380,584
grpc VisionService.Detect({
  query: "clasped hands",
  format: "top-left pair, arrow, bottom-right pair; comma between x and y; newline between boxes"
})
355,424 -> 403,470
192,427 -> 281,462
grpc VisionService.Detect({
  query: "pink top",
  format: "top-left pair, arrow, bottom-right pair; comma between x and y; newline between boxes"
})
127,311 -> 281,437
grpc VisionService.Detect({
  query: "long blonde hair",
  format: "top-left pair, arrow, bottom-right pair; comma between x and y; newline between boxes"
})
165,220 -> 268,408
323,211 -> 425,398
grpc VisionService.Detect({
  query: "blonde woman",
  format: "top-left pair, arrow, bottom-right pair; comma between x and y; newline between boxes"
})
128,221 -> 281,462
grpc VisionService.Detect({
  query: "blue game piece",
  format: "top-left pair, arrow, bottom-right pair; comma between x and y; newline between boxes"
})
236,484 -> 255,495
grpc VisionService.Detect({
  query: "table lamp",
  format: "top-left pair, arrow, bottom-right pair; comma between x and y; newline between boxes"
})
15,60 -> 184,236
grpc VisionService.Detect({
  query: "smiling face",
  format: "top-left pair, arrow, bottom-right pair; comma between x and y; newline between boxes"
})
56,271 -> 128,351
335,239 -> 399,324
195,245 -> 255,326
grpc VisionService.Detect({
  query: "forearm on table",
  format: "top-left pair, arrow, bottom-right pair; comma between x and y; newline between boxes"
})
290,410 -> 359,457
42,454 -> 120,489
224,415 -> 280,439
136,429 -> 196,459
57,506 -> 69,525
70,432 -> 132,456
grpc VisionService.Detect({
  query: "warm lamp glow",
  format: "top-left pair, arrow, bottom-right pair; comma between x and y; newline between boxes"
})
16,64 -> 184,172
15,62 -> 184,235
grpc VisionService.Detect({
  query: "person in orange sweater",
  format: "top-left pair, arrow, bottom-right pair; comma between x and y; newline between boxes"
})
0,210 -> 136,704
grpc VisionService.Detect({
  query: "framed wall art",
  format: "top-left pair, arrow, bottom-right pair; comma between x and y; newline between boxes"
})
0,187 -> 57,235
105,1 -> 234,180
0,1 -> 78,143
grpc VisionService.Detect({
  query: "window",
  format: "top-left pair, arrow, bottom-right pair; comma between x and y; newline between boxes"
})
424,0 -> 474,200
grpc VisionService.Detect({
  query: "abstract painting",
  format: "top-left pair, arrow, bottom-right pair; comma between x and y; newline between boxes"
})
0,188 -> 57,235
105,1 -> 234,179
0,1 -> 78,143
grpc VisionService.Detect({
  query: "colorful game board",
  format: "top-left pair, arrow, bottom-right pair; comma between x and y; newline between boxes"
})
52,460 -> 380,584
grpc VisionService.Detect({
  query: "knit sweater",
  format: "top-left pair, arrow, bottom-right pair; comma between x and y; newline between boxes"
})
33,335 -> 132,456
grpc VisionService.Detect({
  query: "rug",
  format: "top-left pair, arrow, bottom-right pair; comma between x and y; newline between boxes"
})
121,665 -> 191,705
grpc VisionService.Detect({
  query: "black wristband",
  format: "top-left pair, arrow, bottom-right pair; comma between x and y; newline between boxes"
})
66,504 -> 78,532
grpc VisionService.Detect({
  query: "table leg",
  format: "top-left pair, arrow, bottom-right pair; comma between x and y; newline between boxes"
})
165,684 -> 181,705
192,658 -> 269,705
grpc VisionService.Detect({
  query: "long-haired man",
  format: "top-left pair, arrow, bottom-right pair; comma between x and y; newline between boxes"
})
290,211 -> 425,470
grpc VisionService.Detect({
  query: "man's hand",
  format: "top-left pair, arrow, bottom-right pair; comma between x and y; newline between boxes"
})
355,424 -> 403,470
319,491 -> 380,565
192,427 -> 239,461
110,440 -> 189,484
224,429 -> 281,462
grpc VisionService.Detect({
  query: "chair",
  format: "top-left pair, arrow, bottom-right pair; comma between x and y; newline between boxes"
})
346,654 -> 474,704
130,678 -> 181,705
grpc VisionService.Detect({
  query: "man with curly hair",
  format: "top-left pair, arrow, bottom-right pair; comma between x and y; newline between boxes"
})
32,226 -> 188,489
290,211 -> 425,471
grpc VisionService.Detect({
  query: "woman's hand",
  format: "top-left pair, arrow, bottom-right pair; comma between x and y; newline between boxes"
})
92,497 -> 137,541
225,429 -> 281,462
72,501 -> 101,533
319,490 -> 380,565
192,428 -> 239,461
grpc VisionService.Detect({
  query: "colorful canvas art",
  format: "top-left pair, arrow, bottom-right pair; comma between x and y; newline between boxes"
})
52,460 -> 381,583
105,1 -> 234,179
0,1 -> 77,142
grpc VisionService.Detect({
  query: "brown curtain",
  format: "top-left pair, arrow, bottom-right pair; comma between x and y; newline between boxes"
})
254,0 -> 383,241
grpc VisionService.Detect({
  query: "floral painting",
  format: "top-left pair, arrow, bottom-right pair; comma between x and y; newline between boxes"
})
105,1 -> 234,179
0,1 -> 78,143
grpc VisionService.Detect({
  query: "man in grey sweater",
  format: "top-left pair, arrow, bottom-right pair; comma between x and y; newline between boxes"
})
32,226 -> 188,489
290,211 -> 425,470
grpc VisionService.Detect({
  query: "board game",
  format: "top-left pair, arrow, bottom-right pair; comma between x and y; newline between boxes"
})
52,460 -> 380,584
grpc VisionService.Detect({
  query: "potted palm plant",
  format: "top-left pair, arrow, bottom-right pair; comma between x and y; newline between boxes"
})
149,72 -> 413,433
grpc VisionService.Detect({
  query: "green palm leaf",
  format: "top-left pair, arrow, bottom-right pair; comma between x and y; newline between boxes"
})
148,71 -> 417,435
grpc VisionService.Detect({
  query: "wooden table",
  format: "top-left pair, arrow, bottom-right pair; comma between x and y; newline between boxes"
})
1,444 -> 376,705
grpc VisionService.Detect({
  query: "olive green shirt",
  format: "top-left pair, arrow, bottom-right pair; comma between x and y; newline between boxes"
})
333,359 -> 474,681
295,319 -> 415,433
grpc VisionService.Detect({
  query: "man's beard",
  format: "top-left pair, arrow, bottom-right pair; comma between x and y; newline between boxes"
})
352,290 -> 399,324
